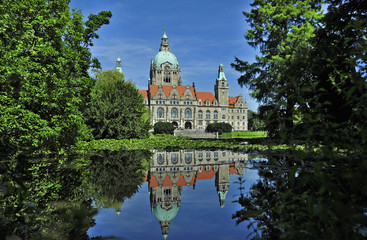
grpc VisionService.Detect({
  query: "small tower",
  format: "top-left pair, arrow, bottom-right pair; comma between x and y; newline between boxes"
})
160,27 -> 170,51
215,163 -> 230,208
214,64 -> 229,106
116,57 -> 122,73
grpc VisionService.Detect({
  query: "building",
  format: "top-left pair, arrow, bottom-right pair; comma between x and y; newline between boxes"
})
118,28 -> 248,131
147,149 -> 248,239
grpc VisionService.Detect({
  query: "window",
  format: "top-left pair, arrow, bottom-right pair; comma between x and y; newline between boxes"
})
206,152 -> 211,161
206,100 -> 210,106
157,154 -> 164,164
164,66 -> 171,83
171,153 -> 178,164
157,108 -> 164,118
243,116 -> 245,120
206,110 -> 211,119
198,110 -> 203,119
185,153 -> 192,163
199,100 -> 202,106
185,108 -> 192,118
213,110 -> 218,119
237,116 -> 240,120
231,116 -> 234,119
171,108 -> 178,118
198,120 -> 203,125
222,114 -> 226,119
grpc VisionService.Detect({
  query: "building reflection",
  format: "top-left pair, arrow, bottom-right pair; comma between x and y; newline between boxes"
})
146,149 -> 248,239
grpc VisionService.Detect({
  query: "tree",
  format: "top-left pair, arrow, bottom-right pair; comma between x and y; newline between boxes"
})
232,0 -> 323,140
206,122 -> 232,134
248,110 -> 265,131
0,0 -> 112,153
153,122 -> 175,135
85,70 -> 151,139
301,0 -> 367,147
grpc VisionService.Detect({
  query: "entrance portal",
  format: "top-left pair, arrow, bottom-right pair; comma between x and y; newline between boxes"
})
185,122 -> 192,129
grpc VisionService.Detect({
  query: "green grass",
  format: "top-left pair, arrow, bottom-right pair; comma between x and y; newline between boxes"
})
220,131 -> 267,139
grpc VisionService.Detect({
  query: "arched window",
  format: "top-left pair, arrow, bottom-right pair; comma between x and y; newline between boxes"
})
206,110 -> 211,119
198,100 -> 202,106
198,110 -> 203,119
213,110 -> 218,119
206,100 -> 210,106
171,153 -> 178,164
185,153 -> 192,164
157,154 -> 164,164
185,108 -> 192,118
171,108 -> 178,118
164,66 -> 171,83
157,108 -> 164,118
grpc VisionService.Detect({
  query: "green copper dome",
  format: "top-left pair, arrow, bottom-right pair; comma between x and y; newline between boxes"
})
153,203 -> 179,222
153,51 -> 179,69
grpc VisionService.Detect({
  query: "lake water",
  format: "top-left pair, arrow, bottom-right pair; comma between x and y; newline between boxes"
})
1,148 -> 366,239
88,149 -> 258,240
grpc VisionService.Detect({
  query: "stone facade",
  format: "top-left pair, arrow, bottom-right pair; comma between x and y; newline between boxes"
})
121,29 -> 248,131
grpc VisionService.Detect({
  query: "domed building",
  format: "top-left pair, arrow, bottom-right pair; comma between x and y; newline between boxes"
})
120,28 -> 248,131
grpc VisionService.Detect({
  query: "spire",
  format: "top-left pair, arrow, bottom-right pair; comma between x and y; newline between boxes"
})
160,27 -> 170,51
217,63 -> 226,81
116,57 -> 122,73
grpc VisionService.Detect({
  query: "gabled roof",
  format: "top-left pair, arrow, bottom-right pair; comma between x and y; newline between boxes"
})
149,85 -> 196,98
196,166 -> 216,180
196,92 -> 216,105
229,96 -> 239,108
139,90 -> 148,98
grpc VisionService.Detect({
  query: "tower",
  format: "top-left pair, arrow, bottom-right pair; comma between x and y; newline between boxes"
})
116,57 -> 122,73
150,28 -> 182,86
214,64 -> 229,106
215,163 -> 230,208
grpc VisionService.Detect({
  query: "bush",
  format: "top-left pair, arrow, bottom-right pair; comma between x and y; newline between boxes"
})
153,122 -> 175,135
206,122 -> 232,134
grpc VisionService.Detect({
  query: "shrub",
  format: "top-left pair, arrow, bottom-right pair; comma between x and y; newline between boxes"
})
206,122 -> 232,134
154,122 -> 175,135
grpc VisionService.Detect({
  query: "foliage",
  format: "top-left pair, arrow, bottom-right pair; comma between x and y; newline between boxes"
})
233,150 -> 367,240
232,0 -> 323,140
248,110 -> 266,131
85,70 -> 151,139
233,0 -> 367,148
0,0 -> 112,153
206,122 -> 232,134
153,121 -> 175,135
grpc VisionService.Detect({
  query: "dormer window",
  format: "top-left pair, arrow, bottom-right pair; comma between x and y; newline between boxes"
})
206,100 -> 210,106
198,100 -> 202,105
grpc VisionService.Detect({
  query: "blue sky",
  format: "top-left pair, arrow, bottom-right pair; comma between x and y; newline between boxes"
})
69,0 -> 259,111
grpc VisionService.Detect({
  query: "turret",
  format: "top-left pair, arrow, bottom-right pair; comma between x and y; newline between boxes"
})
116,57 -> 122,73
214,64 -> 229,106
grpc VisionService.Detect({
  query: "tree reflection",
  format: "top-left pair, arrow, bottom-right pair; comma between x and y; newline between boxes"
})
233,151 -> 367,240
0,150 -> 150,239
85,150 -> 151,211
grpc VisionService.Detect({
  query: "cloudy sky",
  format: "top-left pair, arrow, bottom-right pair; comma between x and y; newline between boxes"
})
69,0 -> 259,110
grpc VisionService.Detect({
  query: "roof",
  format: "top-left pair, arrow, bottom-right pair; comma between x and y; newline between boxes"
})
196,166 -> 216,180
153,51 -> 179,69
139,90 -> 148,98
229,96 -> 239,108
149,85 -> 196,98
196,92 -> 216,105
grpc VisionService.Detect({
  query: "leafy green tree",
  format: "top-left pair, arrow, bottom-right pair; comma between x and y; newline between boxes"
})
85,70 -> 151,139
248,110 -> 265,131
153,122 -> 175,135
300,0 -> 367,148
0,0 -> 112,153
206,122 -> 232,134
232,0 -> 323,140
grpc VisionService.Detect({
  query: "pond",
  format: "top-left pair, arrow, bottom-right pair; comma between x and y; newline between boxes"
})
1,149 -> 366,239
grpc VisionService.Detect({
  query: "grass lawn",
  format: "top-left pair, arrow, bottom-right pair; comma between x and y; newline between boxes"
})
220,131 -> 267,139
